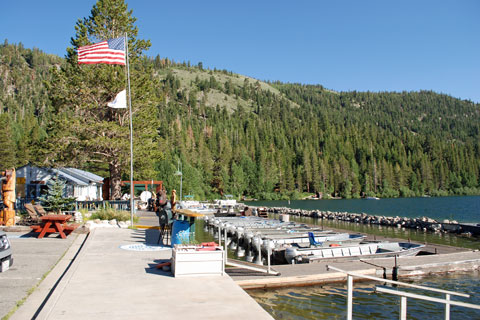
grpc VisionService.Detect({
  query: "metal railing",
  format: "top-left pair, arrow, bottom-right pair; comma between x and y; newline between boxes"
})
16,199 -> 131,212
326,265 -> 480,320
74,200 -> 130,211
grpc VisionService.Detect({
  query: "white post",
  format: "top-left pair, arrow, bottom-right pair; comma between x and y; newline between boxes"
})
400,296 -> 407,320
224,227 -> 227,268
218,225 -> 221,246
125,33 -> 134,228
445,294 -> 450,320
267,244 -> 271,274
347,274 -> 353,320
224,227 -> 227,251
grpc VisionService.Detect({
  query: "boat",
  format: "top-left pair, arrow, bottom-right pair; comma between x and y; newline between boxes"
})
285,241 -> 424,264
365,196 -> 380,200
177,200 -> 217,215
261,232 -> 366,247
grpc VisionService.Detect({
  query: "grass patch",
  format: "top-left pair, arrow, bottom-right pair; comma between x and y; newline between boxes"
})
89,206 -> 139,223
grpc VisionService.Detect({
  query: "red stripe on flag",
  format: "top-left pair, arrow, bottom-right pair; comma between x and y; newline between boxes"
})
77,39 -> 125,65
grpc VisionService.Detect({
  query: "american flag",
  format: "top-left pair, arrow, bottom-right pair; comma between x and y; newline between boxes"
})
78,37 -> 126,65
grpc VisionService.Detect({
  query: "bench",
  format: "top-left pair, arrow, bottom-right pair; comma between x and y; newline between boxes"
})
63,223 -> 80,234
31,223 -> 80,235
30,225 -> 42,232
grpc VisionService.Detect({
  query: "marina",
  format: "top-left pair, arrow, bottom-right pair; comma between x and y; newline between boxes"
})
204,197 -> 480,319
200,212 -> 480,286
189,199 -> 480,318
2,204 -> 479,319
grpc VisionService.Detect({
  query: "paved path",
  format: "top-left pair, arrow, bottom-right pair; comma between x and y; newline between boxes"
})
12,227 -> 273,320
0,232 -> 78,319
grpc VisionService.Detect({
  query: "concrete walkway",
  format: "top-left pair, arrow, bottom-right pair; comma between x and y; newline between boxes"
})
12,228 -> 273,320
0,231 -> 79,319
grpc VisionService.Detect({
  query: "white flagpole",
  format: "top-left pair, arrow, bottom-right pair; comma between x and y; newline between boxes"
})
125,33 -> 134,227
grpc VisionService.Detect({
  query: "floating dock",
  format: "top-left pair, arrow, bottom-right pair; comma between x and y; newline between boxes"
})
230,249 -> 480,289
204,215 -> 480,289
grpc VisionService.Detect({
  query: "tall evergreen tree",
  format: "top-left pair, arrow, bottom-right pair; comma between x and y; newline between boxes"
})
45,0 -> 161,199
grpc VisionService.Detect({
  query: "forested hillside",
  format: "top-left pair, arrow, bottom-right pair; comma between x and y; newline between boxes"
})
0,40 -> 63,168
1,41 -> 479,200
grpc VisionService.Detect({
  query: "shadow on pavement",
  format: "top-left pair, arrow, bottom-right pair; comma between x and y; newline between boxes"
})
145,259 -> 173,277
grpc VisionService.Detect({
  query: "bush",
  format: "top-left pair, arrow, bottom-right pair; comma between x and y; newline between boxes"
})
89,206 -> 138,222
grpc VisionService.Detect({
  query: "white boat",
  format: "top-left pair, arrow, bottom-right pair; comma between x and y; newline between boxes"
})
177,201 -> 217,215
285,241 -> 424,264
262,232 -> 366,247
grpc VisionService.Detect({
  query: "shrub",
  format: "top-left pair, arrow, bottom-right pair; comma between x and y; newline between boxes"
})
90,206 -> 138,222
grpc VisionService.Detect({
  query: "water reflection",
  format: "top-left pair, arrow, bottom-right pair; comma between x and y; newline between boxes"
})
249,272 -> 480,320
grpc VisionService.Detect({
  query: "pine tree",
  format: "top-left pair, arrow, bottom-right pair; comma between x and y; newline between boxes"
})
37,177 -> 76,214
45,0 -> 161,199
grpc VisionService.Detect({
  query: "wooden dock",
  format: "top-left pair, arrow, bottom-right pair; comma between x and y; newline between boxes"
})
230,249 -> 480,289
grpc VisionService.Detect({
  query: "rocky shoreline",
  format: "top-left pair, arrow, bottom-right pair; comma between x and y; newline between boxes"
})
260,206 -> 480,236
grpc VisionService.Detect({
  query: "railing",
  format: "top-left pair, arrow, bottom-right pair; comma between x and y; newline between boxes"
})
74,200 -> 130,211
16,199 -> 131,212
326,265 -> 480,320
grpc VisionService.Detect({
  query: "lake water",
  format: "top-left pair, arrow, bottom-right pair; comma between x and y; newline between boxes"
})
244,196 -> 480,250
245,196 -> 480,223
241,197 -> 480,318
248,271 -> 480,320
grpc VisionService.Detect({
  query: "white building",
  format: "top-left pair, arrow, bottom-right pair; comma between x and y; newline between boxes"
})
16,165 -> 104,201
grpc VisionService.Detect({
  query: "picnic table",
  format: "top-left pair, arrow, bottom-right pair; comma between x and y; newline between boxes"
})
31,214 -> 77,239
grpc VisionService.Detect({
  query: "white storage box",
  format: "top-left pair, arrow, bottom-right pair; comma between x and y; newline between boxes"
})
172,245 -> 225,277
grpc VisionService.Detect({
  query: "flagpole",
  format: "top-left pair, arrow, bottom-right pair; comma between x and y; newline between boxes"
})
125,33 -> 134,228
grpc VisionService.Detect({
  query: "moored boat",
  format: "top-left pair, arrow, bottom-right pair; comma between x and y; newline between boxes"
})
285,241 -> 424,264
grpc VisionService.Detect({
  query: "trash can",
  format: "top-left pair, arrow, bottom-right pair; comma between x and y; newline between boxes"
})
171,220 -> 191,246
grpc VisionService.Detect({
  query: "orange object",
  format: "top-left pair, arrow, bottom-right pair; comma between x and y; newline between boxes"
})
170,189 -> 176,210
201,242 -> 218,247
329,244 -> 342,247
1,168 -> 16,209
33,215 -> 73,239
1,209 -> 15,226
196,247 -> 217,251
156,261 -> 172,269
1,168 -> 16,226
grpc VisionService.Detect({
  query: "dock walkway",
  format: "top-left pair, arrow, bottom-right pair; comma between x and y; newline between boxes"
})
230,250 -> 480,289
12,227 -> 273,320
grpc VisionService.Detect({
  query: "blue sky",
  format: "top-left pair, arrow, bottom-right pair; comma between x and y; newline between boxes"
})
1,0 -> 479,102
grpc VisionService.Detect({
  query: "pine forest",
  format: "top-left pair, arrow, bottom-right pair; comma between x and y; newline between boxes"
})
1,29 -> 479,200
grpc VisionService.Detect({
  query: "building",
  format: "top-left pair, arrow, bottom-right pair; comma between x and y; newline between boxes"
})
16,165 -> 104,201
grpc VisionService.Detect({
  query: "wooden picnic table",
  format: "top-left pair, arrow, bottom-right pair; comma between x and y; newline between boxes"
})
33,214 -> 73,239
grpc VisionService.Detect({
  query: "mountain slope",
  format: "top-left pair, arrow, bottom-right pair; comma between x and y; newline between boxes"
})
1,42 -> 479,199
